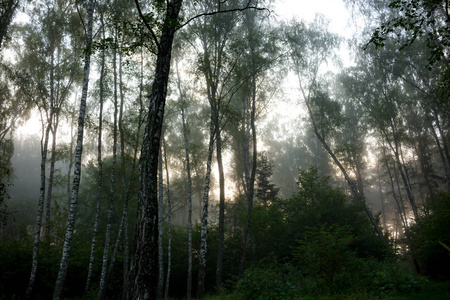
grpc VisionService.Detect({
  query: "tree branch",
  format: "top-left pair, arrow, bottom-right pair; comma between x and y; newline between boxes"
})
178,2 -> 269,30
134,0 -> 161,52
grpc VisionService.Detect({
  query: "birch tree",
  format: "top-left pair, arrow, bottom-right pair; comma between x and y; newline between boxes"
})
85,6 -> 106,294
129,1 -> 264,297
285,17 -> 385,242
53,0 -> 95,297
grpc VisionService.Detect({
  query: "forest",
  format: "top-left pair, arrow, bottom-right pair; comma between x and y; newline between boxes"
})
0,0 -> 449,299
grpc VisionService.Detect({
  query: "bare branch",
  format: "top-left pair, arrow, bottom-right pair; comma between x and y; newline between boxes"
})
178,2 -> 270,30
134,0 -> 161,52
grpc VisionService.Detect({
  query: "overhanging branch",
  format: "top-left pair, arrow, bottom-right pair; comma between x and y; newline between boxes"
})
178,2 -> 269,30
134,0 -> 161,52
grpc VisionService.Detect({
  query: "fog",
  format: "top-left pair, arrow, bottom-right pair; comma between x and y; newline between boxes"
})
1,0 -> 449,299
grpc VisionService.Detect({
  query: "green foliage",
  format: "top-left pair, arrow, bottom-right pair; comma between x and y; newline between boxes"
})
367,0 -> 449,66
235,257 -> 302,300
255,153 -> 279,205
293,224 -> 357,285
410,192 -> 450,278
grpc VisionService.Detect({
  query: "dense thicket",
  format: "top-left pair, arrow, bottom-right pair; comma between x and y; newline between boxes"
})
0,0 -> 449,299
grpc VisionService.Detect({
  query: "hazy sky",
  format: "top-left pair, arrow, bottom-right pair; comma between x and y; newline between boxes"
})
16,0 -> 354,137
274,0 -> 352,36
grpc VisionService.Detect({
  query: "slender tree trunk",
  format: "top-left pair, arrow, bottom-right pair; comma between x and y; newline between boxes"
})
175,60 -> 194,299
66,117 -> 74,208
53,0 -> 94,297
157,144 -> 165,299
392,134 -> 418,219
163,138 -> 172,300
26,48 -> 55,299
376,162 -> 388,232
182,107 -> 194,299
428,114 -> 450,190
99,40 -> 119,300
123,50 -> 146,300
304,96 -> 386,243
197,120 -> 215,299
433,109 -> 450,190
44,114 -> 59,238
240,55 -> 258,275
104,43 -> 131,297
85,13 -> 105,293
215,119 -> 226,290
128,1 -> 183,299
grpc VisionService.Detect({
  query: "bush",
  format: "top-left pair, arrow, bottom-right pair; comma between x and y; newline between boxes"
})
235,258 -> 302,300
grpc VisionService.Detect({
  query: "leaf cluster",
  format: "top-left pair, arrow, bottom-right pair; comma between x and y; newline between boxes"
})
367,0 -> 450,65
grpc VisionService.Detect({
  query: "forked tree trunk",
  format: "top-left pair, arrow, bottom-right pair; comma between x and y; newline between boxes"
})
53,0 -> 94,297
26,48 -> 55,299
44,114 -> 59,238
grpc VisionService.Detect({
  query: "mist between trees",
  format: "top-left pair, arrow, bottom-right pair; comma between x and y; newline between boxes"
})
0,0 -> 449,299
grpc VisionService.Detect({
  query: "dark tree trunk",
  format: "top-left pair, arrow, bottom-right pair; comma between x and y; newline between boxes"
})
0,0 -> 19,49
128,1 -> 182,299
157,142 -> 165,299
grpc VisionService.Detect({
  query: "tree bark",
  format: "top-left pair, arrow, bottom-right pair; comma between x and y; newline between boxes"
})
44,113 -> 59,238
53,0 -> 94,297
128,1 -> 182,299
123,50 -> 146,300
197,120 -> 215,299
157,143 -> 165,299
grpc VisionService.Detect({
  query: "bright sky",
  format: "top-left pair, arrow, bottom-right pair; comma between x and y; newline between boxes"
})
274,0 -> 352,37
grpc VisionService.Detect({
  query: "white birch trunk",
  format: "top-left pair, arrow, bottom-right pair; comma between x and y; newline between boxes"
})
26,48 -> 55,298
197,119 -> 214,298
52,0 -> 94,297
44,114 -> 58,238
